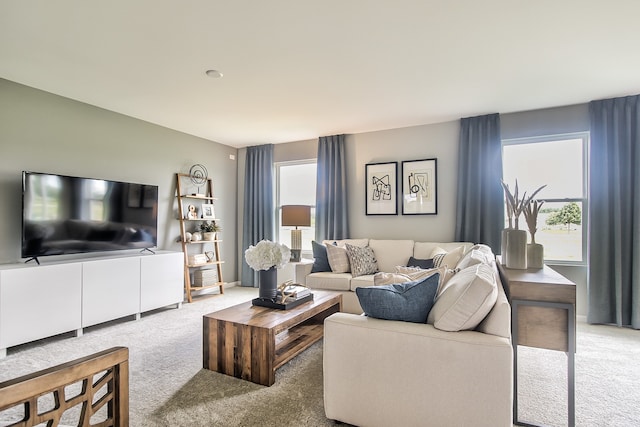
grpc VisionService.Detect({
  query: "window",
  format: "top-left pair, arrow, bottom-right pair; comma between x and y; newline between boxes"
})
502,133 -> 588,264
276,160 -> 317,253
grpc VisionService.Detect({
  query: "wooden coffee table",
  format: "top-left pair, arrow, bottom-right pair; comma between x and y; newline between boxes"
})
203,290 -> 342,386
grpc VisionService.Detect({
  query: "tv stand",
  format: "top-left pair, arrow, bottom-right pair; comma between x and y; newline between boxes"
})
0,251 -> 183,359
24,257 -> 40,265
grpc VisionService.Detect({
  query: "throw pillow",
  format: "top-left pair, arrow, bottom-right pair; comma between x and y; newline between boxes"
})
407,256 -> 434,269
427,263 -> 498,331
310,240 -> 331,273
431,246 -> 465,269
356,273 -> 440,323
395,265 -> 456,296
373,272 -> 412,286
345,244 -> 379,277
325,243 -> 350,273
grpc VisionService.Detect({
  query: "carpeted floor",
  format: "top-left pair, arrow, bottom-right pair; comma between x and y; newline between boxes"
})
0,286 -> 638,427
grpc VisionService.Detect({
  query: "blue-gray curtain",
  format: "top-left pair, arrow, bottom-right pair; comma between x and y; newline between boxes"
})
454,113 -> 504,253
588,94 -> 640,329
242,144 -> 274,287
316,134 -> 349,241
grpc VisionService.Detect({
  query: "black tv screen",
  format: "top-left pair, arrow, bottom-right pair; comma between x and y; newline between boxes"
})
22,171 -> 158,259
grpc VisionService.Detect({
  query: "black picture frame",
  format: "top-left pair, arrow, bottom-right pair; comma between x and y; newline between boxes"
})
401,158 -> 437,215
365,162 -> 397,215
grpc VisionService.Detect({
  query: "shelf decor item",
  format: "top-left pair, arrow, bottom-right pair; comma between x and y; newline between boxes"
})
245,240 -> 291,301
189,164 -> 208,197
200,221 -> 221,241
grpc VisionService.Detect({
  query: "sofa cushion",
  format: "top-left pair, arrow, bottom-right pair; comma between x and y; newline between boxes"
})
325,243 -> 351,273
427,263 -> 498,331
355,273 -> 439,323
350,274 -> 375,291
368,240 -> 414,273
311,240 -> 332,273
407,256 -> 434,269
345,244 -> 379,277
323,239 -> 369,248
431,245 -> 466,269
394,266 -> 456,295
306,272 -> 352,291
456,248 -> 490,270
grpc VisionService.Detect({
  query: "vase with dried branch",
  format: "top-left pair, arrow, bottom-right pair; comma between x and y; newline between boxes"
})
501,180 -> 546,269
524,198 -> 545,269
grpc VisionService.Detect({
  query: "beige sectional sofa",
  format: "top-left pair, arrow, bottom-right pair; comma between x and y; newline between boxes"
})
297,239 -> 513,426
296,239 -> 473,314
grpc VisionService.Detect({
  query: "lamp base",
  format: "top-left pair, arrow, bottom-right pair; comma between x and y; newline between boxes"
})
290,249 -> 301,262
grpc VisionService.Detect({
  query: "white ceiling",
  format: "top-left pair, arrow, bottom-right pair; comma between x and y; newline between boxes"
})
2,1 -> 640,148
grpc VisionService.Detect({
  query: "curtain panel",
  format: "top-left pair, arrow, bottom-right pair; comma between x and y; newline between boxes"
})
241,144 -> 275,287
454,113 -> 504,253
315,134 -> 349,241
588,95 -> 640,329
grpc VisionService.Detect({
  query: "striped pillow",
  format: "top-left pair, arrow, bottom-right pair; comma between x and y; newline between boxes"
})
325,243 -> 350,273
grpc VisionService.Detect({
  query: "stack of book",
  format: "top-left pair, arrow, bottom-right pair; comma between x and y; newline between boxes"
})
277,284 -> 311,301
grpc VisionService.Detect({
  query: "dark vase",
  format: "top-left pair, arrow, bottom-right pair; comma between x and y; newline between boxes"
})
259,266 -> 277,300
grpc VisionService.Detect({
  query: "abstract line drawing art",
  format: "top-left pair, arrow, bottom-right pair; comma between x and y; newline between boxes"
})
365,162 -> 397,215
407,172 -> 431,200
372,174 -> 392,201
402,158 -> 437,215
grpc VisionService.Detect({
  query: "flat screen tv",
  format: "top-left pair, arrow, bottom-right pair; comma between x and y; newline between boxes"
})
22,171 -> 158,261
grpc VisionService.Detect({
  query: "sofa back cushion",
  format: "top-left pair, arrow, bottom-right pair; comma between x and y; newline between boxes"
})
427,263 -> 498,331
369,240 -> 415,273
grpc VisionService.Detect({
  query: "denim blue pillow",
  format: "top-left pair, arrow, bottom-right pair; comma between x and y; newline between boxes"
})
311,240 -> 332,272
355,273 -> 440,323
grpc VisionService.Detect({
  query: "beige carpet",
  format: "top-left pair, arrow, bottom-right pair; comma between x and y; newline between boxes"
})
0,286 -> 638,427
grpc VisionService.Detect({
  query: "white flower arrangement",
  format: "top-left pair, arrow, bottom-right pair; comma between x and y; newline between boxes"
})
244,240 -> 291,271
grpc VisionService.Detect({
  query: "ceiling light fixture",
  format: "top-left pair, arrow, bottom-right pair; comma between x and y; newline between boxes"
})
205,69 -> 223,78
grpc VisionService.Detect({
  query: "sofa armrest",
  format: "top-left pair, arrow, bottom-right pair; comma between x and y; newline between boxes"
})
294,260 -> 314,284
323,313 -> 513,427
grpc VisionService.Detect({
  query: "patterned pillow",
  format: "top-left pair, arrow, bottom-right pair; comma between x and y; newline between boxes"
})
345,244 -> 379,277
325,243 -> 350,273
431,246 -> 466,268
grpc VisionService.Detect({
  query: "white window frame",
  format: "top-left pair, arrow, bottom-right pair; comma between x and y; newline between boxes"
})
502,132 -> 589,266
275,159 -> 317,255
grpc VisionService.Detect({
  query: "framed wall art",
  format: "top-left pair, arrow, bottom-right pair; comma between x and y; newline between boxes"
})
365,162 -> 397,215
401,158 -> 437,215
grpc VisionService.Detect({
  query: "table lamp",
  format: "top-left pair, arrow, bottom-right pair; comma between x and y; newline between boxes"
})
281,205 -> 311,262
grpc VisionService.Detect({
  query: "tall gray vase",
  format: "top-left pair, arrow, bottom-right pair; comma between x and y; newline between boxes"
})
259,266 -> 278,300
505,229 -> 527,269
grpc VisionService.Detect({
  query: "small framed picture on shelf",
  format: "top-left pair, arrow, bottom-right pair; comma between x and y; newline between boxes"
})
201,203 -> 216,219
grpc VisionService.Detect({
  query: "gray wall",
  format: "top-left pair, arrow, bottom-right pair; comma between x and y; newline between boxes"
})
0,79 -> 239,283
237,104 -> 590,315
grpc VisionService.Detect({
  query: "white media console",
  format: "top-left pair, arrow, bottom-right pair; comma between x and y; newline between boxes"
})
0,251 -> 183,358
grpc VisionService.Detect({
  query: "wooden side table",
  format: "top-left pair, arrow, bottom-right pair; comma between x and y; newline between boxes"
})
496,256 -> 576,427
203,290 -> 341,386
